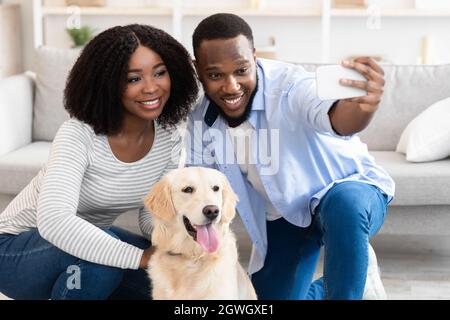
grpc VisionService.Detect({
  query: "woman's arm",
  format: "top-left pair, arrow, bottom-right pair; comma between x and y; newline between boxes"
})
36,120 -> 143,270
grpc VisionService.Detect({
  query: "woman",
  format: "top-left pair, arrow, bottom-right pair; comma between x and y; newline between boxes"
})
0,24 -> 198,300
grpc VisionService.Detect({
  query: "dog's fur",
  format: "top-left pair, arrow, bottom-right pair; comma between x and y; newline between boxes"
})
144,167 -> 257,300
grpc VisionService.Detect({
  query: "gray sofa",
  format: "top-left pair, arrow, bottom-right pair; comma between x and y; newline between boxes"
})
1,47 -> 450,249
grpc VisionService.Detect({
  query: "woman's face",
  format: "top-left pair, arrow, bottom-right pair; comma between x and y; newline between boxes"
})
122,45 -> 171,121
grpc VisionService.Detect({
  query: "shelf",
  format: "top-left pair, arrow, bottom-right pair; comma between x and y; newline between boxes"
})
332,8 -> 450,17
42,6 -> 321,17
181,7 -> 321,17
42,6 -> 172,16
35,1 -> 450,65
42,6 -> 450,18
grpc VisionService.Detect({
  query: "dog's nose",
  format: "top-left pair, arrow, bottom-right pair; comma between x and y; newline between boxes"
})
203,205 -> 219,221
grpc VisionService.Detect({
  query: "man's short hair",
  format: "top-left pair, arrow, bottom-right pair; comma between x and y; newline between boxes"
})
192,13 -> 254,59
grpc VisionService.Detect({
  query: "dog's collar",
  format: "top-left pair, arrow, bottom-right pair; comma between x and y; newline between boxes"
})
166,251 -> 183,256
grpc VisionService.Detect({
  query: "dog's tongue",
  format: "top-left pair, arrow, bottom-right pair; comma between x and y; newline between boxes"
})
196,223 -> 219,253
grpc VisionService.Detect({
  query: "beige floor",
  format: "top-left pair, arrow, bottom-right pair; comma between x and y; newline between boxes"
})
234,217 -> 450,300
370,234 -> 450,300
310,249 -> 450,300
2,219 -> 450,300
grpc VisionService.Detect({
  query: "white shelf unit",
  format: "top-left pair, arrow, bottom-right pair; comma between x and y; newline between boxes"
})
42,6 -> 173,16
40,6 -> 450,17
41,6 -> 324,16
32,0 -> 450,64
33,0 -> 332,61
331,8 -> 450,17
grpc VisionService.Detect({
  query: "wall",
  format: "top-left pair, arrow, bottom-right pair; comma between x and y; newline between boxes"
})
330,16 -> 450,65
3,0 -> 34,71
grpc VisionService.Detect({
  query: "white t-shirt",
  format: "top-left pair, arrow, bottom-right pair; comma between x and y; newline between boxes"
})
228,121 -> 282,221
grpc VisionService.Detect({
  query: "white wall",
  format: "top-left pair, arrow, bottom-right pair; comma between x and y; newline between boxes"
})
179,15 -> 324,63
330,16 -> 450,65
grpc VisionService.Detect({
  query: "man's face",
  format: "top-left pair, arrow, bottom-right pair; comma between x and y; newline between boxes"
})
195,35 -> 257,120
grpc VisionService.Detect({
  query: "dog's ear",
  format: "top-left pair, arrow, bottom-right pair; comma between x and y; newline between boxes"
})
221,176 -> 239,224
145,177 -> 176,222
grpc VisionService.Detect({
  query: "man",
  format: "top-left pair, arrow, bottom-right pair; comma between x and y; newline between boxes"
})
184,13 -> 394,300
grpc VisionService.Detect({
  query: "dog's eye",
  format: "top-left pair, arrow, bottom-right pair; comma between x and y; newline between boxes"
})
182,186 -> 194,193
212,185 -> 220,192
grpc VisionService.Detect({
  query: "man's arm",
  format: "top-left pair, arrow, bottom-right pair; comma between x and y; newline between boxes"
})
328,57 -> 385,136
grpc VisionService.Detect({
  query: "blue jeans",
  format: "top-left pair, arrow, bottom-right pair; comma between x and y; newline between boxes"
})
251,181 -> 389,300
0,226 -> 152,300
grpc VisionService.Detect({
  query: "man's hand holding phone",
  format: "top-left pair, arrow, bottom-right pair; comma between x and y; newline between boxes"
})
317,57 -> 386,136
340,57 -> 385,113
316,57 -> 385,113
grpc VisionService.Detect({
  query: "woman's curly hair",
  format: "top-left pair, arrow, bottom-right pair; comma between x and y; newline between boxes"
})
64,24 -> 198,135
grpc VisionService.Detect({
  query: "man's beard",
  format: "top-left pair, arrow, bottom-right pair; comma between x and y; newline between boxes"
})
205,75 -> 259,128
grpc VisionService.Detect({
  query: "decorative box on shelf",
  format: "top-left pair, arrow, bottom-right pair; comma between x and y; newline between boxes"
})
333,0 -> 366,8
65,0 -> 105,6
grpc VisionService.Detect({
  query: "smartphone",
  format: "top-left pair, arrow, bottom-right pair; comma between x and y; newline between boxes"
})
316,65 -> 367,100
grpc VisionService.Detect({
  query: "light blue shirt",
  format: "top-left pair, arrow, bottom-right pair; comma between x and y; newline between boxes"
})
185,58 -> 395,274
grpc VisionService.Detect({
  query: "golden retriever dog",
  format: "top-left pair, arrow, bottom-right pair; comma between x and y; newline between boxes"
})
144,167 -> 257,300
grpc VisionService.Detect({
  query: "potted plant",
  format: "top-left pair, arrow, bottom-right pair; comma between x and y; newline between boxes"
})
66,25 -> 95,47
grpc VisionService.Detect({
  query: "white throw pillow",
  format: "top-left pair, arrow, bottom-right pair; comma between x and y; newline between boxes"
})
396,97 -> 450,162
32,46 -> 81,141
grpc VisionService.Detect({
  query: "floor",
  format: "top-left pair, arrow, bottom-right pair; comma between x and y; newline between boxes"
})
233,216 -> 450,300
309,246 -> 450,300
2,216 -> 450,300
367,234 -> 450,300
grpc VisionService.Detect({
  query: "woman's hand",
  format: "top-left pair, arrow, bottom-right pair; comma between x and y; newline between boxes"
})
139,246 -> 156,269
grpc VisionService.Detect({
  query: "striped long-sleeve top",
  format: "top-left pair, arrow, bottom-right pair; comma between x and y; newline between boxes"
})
0,119 -> 181,269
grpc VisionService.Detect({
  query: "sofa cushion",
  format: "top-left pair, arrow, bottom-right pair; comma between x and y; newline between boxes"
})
361,64 -> 450,151
371,151 -> 450,206
32,47 -> 80,141
301,63 -> 450,151
0,73 -> 34,157
396,97 -> 450,162
0,142 -> 51,194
